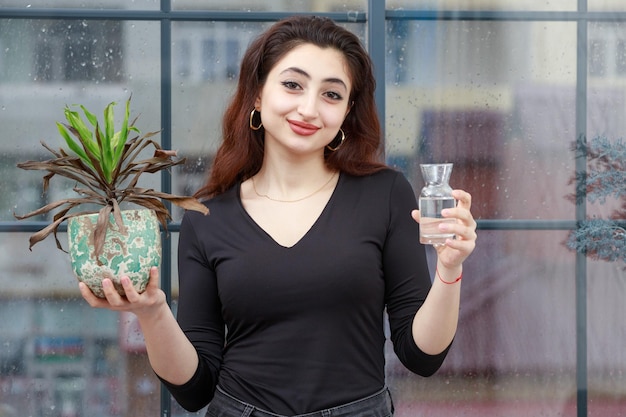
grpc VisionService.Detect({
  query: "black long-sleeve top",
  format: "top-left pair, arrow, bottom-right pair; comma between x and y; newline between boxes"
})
161,169 -> 450,414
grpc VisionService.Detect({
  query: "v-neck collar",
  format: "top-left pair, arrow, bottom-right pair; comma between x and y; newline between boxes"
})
237,172 -> 342,249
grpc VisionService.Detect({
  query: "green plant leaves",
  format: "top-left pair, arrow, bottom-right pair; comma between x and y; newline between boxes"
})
15,95 -> 209,257
56,122 -> 91,165
58,98 -> 135,183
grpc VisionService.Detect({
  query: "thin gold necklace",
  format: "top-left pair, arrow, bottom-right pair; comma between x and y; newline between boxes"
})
251,172 -> 337,203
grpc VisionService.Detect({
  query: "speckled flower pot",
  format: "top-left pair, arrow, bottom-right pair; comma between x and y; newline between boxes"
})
67,209 -> 161,298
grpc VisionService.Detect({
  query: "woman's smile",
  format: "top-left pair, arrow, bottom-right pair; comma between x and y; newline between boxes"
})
288,119 -> 320,136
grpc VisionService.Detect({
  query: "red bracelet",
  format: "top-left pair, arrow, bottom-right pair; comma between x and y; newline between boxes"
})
436,268 -> 462,285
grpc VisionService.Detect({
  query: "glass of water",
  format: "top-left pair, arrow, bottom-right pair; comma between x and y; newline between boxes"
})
418,163 -> 456,246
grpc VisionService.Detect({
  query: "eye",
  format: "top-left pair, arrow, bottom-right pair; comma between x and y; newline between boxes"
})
324,91 -> 344,101
281,80 -> 301,90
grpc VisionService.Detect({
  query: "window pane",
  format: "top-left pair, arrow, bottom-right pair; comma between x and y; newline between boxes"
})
589,38 -> 608,77
587,22 -> 626,224
0,18 -> 162,416
172,0 -> 367,13
0,19 -> 124,84
386,230 -> 577,416
386,0 -> 577,12
590,0 -> 626,11
2,19 -> 161,222
169,20 -> 267,221
385,20 -> 578,220
0,233 -> 144,416
587,260 -> 626,416
0,0 -> 159,9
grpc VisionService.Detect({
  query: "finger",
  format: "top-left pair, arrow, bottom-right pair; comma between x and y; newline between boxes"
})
120,275 -> 140,303
123,267 -> 160,304
101,278 -> 127,307
442,204 -> 476,230
456,208 -> 477,231
444,236 -> 476,258
147,266 -> 160,289
79,282 -> 109,308
452,189 -> 472,210
411,209 -> 421,223
441,215 -> 477,242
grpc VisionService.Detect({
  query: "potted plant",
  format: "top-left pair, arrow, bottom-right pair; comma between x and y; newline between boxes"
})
14,96 -> 209,297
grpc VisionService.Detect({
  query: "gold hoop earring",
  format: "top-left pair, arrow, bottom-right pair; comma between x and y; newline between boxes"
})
249,109 -> 263,131
326,129 -> 345,151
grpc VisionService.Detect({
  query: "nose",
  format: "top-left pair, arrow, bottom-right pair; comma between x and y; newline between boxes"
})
297,92 -> 319,119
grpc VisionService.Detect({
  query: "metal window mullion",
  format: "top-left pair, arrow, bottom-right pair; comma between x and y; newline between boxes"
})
386,9 -> 626,22
368,0 -> 386,158
160,1 -> 173,416
0,8 -> 368,23
160,0 -> 173,306
575,1 -> 589,416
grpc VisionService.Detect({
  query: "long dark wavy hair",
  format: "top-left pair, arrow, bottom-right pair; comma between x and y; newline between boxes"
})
195,15 -> 386,200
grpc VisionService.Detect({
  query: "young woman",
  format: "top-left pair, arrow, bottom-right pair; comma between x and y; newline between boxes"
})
80,15 -> 477,417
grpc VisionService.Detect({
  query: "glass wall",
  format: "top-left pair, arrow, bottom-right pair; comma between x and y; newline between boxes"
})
1,1 -> 624,416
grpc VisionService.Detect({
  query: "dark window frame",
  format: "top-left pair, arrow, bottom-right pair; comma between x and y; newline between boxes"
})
2,2 -> 625,416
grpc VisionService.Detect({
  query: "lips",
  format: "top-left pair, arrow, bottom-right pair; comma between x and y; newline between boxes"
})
288,120 -> 320,136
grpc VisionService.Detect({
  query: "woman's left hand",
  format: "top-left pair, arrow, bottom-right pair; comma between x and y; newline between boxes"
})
411,189 -> 477,270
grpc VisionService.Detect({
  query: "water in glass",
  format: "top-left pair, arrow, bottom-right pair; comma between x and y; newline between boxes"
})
418,163 -> 456,246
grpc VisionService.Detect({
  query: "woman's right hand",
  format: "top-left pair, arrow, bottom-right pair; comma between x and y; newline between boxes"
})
79,266 -> 167,320
81,266 -> 199,385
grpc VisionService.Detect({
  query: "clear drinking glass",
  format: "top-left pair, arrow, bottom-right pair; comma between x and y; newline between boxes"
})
418,163 -> 456,246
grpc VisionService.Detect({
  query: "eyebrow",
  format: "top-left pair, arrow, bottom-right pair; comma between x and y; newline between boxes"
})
280,67 -> 348,91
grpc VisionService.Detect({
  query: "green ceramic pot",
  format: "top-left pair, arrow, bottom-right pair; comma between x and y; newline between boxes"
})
67,209 -> 161,298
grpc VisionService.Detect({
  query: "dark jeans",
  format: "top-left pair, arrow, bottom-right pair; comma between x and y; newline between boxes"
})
205,385 -> 395,417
